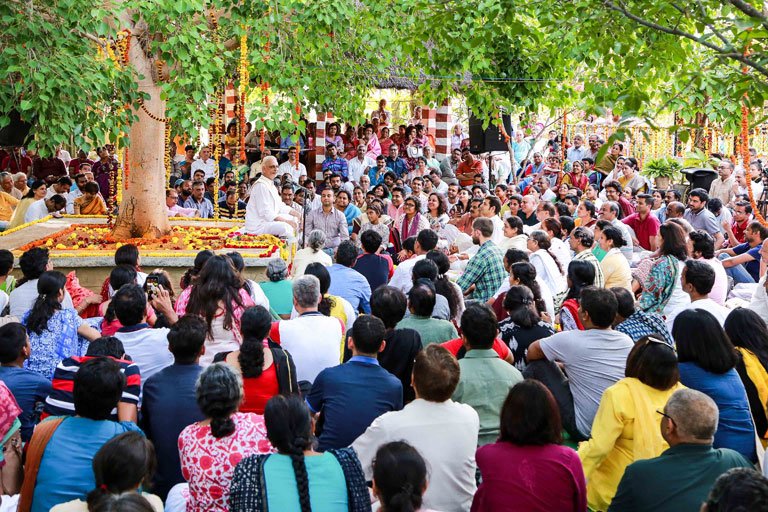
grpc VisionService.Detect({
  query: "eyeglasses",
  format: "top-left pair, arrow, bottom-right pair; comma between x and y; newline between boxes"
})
656,409 -> 676,428
404,203 -> 416,208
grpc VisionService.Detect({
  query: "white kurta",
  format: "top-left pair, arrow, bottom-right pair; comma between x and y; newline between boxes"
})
244,175 -> 295,236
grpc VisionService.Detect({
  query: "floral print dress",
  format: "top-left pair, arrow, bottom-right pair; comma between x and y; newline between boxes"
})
178,412 -> 273,512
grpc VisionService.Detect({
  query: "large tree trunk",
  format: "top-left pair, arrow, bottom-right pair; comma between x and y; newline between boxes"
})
112,30 -> 171,239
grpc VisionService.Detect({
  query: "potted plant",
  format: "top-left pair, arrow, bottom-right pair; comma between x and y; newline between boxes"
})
643,157 -> 682,189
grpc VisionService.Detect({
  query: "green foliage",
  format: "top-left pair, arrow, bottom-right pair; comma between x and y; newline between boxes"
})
3,0 -> 768,157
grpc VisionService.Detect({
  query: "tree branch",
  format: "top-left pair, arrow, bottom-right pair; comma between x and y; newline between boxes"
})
728,0 -> 768,31
604,0 -> 768,80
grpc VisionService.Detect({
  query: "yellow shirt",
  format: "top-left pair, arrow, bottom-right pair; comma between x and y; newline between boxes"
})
600,249 -> 632,291
578,378 -> 685,511
0,191 -> 20,222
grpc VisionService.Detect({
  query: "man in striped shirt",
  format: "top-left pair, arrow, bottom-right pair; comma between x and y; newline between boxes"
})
43,337 -> 141,422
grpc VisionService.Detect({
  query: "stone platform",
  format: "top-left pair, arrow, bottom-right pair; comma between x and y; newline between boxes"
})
2,216 -> 293,292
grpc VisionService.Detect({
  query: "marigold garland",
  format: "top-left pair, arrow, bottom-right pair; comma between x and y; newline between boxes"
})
0,215 -> 53,237
239,30 -> 249,163
164,124 -> 172,186
561,111 -> 568,161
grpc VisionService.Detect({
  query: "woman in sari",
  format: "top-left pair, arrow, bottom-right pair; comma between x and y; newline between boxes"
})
400,126 -> 419,172
363,123 -> 381,160
397,196 -> 430,244
7,180 -> 46,229
638,222 -> 690,316
575,200 -> 597,228
562,160 -> 589,192
73,181 -> 107,215
578,337 -> 683,511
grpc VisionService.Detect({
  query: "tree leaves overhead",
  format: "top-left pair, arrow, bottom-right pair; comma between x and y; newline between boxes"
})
3,0 -> 768,156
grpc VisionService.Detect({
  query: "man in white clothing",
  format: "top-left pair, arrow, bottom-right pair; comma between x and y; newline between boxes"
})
25,195 -> 66,223
270,275 -> 344,389
190,146 -> 216,179
353,345 -> 479,512
665,259 -> 731,330
480,195 -> 504,245
389,229 -> 439,293
348,144 -> 375,184
277,146 -> 307,183
244,156 -> 300,236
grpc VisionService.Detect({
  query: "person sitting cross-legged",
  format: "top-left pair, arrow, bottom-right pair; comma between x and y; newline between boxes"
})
43,336 -> 141,423
0,322 -> 51,443
452,303 -> 523,446
353,344 -> 480,511
21,357 -> 142,512
608,389 -> 753,512
327,240 -> 372,314
140,316 -> 206,500
526,286 -> 634,442
306,314 -> 402,451
396,283 -> 457,346
578,336 -> 685,511
701,468 -> 768,512
472,380 -> 587,512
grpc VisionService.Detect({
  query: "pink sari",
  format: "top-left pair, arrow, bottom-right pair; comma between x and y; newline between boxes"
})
366,134 -> 381,160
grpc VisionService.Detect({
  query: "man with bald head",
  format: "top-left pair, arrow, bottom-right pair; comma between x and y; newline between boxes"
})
609,389 -> 752,511
665,201 -> 686,220
244,155 -> 300,236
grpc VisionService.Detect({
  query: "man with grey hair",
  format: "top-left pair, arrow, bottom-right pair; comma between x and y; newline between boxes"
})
566,133 -> 589,163
244,155 -> 300,235
0,172 -> 21,199
269,274 -> 344,389
348,143 -> 375,184
598,200 -> 634,260
609,389 -> 752,512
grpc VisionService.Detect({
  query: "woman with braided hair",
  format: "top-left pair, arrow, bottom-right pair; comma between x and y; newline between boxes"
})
230,394 -> 371,511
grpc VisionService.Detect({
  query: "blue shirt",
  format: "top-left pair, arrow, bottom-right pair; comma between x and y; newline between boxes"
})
352,253 -> 390,292
385,157 -> 408,178
306,356 -> 402,451
367,166 -> 386,187
0,366 -> 51,442
327,264 -> 371,313
322,157 -> 349,180
182,196 -> 214,218
141,363 -> 204,500
32,417 -> 142,512
732,242 -> 762,281
679,362 -> 757,462
264,452 -> 348,511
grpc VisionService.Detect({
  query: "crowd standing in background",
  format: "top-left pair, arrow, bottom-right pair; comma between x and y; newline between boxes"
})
2,104 -> 768,511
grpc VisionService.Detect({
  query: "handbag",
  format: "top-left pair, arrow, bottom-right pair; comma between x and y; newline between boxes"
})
18,417 -> 65,512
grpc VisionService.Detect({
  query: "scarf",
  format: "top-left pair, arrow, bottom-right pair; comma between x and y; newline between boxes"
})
738,348 -> 768,438
561,298 -> 585,330
622,378 -> 678,461
401,213 -> 422,240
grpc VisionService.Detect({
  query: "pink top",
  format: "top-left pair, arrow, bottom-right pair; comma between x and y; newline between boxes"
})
179,412 -> 273,512
472,442 -> 587,512
176,287 -> 255,365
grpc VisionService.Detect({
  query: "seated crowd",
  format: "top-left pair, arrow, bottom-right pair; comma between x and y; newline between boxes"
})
2,113 -> 768,512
